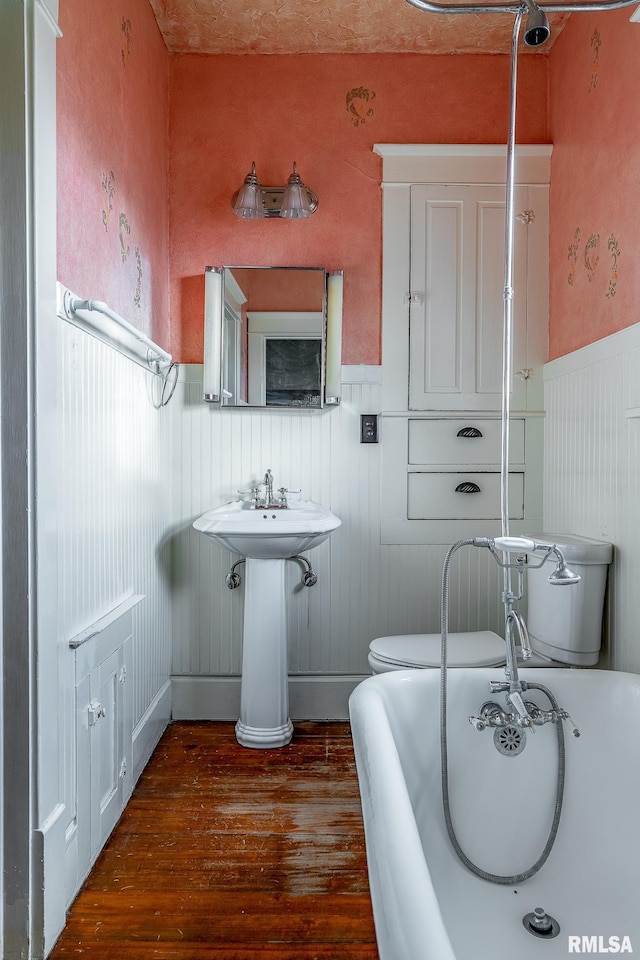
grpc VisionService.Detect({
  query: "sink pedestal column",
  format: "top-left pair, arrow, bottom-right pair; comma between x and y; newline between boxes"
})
235,557 -> 294,749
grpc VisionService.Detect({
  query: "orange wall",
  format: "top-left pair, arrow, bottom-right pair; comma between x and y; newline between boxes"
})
230,268 -> 325,312
549,8 -> 640,360
57,0 -> 169,347
169,53 -> 549,365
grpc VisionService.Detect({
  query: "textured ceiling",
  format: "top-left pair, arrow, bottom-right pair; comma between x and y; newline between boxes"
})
149,0 -> 570,55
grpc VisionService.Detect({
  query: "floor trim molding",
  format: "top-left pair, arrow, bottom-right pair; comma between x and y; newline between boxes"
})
171,675 -> 368,721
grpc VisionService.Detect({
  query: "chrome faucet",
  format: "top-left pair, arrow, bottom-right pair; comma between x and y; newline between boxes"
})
503,608 -> 533,724
264,469 -> 274,506
251,469 -> 289,509
468,697 -> 579,734
467,536 -> 581,735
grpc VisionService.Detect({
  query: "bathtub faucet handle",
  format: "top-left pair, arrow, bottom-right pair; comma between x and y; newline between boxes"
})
506,690 -> 534,729
468,716 -> 487,732
559,708 -> 581,737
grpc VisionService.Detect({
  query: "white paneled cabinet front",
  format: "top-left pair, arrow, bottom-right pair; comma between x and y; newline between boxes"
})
408,418 -> 524,465
409,183 -> 544,411
71,600 -> 135,898
407,471 -> 524,520
377,145 -> 548,544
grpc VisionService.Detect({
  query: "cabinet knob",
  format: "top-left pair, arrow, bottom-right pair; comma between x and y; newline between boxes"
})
88,700 -> 106,726
455,481 -> 482,494
456,426 -> 483,439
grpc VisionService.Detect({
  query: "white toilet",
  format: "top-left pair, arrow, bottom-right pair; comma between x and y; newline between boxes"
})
526,532 -> 613,666
368,532 -> 613,674
368,630 -> 507,673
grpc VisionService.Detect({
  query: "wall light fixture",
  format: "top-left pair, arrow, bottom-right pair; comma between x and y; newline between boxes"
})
203,266 -> 223,401
324,270 -> 344,405
232,162 -> 318,219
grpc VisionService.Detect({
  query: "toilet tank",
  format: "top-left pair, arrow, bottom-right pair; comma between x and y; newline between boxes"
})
525,533 -> 613,666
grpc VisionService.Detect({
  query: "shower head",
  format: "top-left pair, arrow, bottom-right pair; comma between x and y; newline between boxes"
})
542,544 -> 581,585
523,0 -> 550,46
481,537 -> 581,584
547,558 -> 581,585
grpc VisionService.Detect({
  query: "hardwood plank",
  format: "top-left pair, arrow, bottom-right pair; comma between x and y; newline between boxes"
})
49,721 -> 379,960
50,944 -> 378,959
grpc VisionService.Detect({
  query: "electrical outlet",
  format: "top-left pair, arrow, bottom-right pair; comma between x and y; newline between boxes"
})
360,414 -> 378,444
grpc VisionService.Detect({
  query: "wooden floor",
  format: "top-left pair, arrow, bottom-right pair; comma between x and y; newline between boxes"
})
49,721 -> 379,959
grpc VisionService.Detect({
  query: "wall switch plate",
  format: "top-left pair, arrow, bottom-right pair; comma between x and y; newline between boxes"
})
360,414 -> 379,443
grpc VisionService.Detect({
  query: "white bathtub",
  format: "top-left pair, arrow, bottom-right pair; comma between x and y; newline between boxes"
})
349,668 -> 640,960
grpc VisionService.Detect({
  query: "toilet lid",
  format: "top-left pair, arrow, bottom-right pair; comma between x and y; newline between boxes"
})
369,631 -> 505,668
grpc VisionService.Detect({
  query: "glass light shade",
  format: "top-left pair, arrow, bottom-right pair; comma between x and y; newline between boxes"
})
279,163 -> 313,219
203,266 -> 223,402
325,270 -> 343,405
232,163 -> 265,220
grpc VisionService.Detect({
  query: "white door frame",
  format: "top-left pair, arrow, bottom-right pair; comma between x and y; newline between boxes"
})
0,1 -> 62,956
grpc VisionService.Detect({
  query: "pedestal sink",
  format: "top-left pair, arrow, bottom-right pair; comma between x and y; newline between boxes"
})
193,499 -> 341,748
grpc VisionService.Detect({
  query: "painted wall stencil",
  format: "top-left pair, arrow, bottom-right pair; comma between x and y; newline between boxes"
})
605,234 -> 619,299
134,247 -> 142,309
122,17 -> 132,65
549,8 -> 640,358
589,28 -> 601,91
584,233 -> 600,281
568,227 -> 581,285
101,171 -> 115,230
119,212 -> 131,262
346,87 -> 376,126
58,0 -> 169,348
169,54 -> 548,365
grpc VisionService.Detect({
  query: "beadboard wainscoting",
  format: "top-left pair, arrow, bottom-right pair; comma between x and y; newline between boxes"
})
57,321 -> 174,902
171,365 -> 505,720
544,321 -> 640,674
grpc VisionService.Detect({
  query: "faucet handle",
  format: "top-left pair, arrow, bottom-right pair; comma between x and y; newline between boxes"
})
507,690 -> 534,729
468,716 -> 487,732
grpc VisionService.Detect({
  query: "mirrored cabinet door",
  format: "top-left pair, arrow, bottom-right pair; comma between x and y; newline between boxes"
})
222,266 -> 326,408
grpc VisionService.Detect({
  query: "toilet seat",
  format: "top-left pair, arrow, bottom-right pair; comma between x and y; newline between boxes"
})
368,631 -> 506,672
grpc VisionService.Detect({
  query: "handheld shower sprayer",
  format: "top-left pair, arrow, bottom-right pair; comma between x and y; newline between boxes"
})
474,536 -> 581,586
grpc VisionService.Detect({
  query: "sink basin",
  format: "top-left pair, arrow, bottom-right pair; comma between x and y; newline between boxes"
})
193,496 -> 341,748
193,498 -> 341,559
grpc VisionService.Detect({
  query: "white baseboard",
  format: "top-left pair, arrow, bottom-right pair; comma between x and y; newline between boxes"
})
132,679 -> 172,785
37,802 -> 67,955
171,675 -> 368,721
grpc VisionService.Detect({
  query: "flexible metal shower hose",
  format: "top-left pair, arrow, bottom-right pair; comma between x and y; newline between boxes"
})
439,539 -> 566,884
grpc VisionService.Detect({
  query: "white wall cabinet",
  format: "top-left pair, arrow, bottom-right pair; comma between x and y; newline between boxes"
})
409,183 -> 547,411
376,145 -> 549,544
66,598 -> 139,905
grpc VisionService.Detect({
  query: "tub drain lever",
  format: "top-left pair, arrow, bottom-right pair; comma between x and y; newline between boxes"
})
523,907 -> 560,939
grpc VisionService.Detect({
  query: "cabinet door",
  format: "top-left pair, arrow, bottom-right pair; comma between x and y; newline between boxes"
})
89,647 -> 124,861
409,184 -> 532,411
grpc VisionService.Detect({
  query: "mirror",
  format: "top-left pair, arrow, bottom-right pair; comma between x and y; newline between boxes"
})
222,266 -> 327,408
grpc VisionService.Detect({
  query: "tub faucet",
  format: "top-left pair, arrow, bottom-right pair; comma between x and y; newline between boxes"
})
503,608 -> 533,724
468,536 -> 581,733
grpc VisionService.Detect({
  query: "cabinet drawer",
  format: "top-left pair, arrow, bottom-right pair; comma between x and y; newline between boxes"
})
408,419 -> 524,465
407,472 -> 524,520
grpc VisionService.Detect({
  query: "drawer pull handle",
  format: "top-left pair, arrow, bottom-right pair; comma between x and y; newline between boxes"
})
455,481 -> 481,494
457,426 -> 483,439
